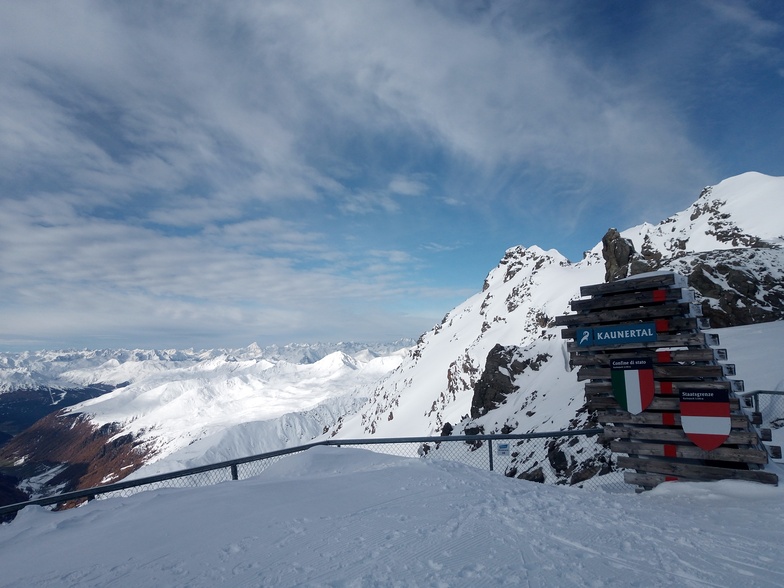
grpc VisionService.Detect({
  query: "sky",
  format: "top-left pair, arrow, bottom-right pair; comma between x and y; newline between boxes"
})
1,1 -> 783,352
2,446 -> 783,587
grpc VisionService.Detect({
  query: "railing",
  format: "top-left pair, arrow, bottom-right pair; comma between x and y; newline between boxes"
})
1,429 -> 623,520
738,390 -> 784,460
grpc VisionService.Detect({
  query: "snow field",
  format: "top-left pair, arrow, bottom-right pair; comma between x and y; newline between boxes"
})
2,446 -> 783,587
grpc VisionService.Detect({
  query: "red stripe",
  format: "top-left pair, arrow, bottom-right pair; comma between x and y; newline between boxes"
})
638,369 -> 655,404
655,319 -> 670,332
661,412 -> 676,426
656,351 -> 672,363
680,402 -> 730,417
664,444 -> 677,458
665,476 -> 678,482
686,433 -> 727,452
653,289 -> 667,302
660,381 -> 674,395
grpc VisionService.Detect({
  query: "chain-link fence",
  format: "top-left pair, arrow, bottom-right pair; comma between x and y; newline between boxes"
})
741,390 -> 784,461
332,432 -> 625,492
1,431 -> 629,522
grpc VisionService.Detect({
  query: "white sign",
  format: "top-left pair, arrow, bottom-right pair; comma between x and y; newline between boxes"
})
497,442 -> 510,456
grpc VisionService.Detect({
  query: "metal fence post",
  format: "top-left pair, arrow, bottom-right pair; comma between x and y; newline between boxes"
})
488,439 -> 494,472
230,464 -> 238,480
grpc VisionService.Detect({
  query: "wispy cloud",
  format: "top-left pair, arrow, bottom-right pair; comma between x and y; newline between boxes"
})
1,0 -> 782,350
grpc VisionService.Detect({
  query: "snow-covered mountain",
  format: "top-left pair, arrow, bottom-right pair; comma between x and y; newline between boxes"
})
321,171 -> 784,483
1,172 -> 782,499
0,342 -> 411,495
335,172 -> 784,433
0,340 -> 414,393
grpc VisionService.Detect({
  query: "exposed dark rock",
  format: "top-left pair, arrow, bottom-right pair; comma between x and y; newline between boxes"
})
463,425 -> 484,449
627,247 -> 784,327
602,228 -> 636,282
470,345 -> 550,419
569,459 -> 612,486
515,466 -> 545,483
547,443 -> 569,474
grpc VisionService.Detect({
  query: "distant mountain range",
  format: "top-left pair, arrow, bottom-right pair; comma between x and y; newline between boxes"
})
1,172 -> 782,503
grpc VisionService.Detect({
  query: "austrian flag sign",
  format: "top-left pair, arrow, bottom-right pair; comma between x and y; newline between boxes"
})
610,358 -> 655,414
679,388 -> 731,451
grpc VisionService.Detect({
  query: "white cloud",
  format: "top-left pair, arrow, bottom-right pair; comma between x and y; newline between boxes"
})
2,0 -> 777,349
388,176 -> 428,197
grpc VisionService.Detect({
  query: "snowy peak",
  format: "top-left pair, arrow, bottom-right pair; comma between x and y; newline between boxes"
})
694,172 -> 784,243
482,245 -> 572,292
0,341 -> 415,393
621,172 -> 784,259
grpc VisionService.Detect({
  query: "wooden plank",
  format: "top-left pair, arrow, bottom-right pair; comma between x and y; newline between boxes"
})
604,425 -> 758,445
588,397 -> 678,411
570,288 -> 693,312
577,364 -> 729,381
588,396 -> 742,412
611,441 -> 768,464
569,348 -> 722,367
617,456 -> 778,485
555,302 -> 701,327
560,317 -> 706,339
598,412 -> 750,429
567,332 -> 720,352
580,273 -> 688,297
584,380 -> 737,396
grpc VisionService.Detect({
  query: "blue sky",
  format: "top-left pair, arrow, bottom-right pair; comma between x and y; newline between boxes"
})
1,0 -> 783,351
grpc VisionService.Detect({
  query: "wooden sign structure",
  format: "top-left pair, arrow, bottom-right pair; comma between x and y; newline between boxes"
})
556,272 -> 778,490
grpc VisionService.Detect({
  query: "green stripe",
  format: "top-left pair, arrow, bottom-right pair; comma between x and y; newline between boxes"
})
611,369 -> 628,411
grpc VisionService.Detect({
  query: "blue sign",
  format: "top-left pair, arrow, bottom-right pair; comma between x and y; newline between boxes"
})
577,322 -> 657,347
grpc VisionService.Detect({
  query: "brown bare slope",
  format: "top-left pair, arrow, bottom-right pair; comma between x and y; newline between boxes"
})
0,410 -> 151,498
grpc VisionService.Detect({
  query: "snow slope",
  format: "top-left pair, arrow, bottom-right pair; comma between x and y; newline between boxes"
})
330,246 -> 606,440
1,447 -> 782,587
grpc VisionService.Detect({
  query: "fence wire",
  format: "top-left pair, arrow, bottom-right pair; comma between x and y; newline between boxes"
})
1,431 -> 629,521
743,390 -> 784,462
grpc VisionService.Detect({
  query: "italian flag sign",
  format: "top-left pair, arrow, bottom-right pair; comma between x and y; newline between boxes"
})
679,388 -> 731,451
610,358 -> 655,414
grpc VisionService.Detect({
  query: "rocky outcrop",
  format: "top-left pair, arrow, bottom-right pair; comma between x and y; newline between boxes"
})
470,345 -> 550,418
602,228 -> 635,282
623,244 -> 784,327
681,251 -> 784,327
